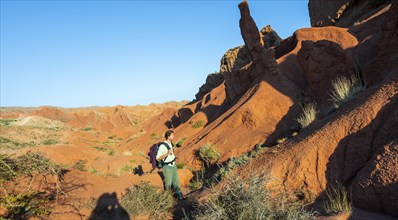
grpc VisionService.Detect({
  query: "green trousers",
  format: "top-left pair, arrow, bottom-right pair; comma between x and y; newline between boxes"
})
162,164 -> 183,199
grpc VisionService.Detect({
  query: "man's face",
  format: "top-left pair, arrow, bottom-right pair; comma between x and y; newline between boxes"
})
169,133 -> 175,141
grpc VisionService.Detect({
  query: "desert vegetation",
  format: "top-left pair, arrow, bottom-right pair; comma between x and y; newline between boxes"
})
189,173 -> 315,220
191,120 -> 205,129
121,182 -> 175,219
0,152 -> 65,219
198,143 -> 220,167
330,74 -> 365,109
324,183 -> 352,215
215,144 -> 268,180
176,137 -> 187,148
296,103 -> 318,128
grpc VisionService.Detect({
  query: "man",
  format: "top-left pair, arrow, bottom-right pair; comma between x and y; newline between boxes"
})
156,130 -> 184,200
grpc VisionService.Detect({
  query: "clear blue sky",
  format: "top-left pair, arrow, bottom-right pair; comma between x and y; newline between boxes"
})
1,0 -> 309,108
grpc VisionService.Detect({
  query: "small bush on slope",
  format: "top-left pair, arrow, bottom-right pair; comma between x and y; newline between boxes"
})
191,120 -> 205,129
324,183 -> 352,215
215,144 -> 268,180
297,103 -> 318,128
191,173 -> 315,220
121,182 -> 175,219
198,143 -> 220,167
330,74 -> 365,108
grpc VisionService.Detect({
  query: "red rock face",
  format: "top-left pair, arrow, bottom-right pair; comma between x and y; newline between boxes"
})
297,30 -> 358,101
308,0 -> 392,27
224,1 -> 279,102
170,0 -> 398,217
235,1 -> 398,217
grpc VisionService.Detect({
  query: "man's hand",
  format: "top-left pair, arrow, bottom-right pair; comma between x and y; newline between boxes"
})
157,149 -> 172,161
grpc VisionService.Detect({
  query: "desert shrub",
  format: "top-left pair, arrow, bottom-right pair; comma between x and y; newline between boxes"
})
330,74 -> 365,108
42,139 -> 58,145
150,133 -> 161,141
189,169 -> 205,191
121,182 -> 175,219
216,156 -> 250,180
118,163 -> 135,175
92,146 -> 107,152
0,190 -> 52,219
73,159 -> 88,171
176,162 -> 185,169
191,174 -> 314,220
108,149 -> 115,156
191,120 -> 205,129
276,137 -> 288,144
215,144 -> 267,180
89,168 -> 99,175
324,183 -> 352,215
189,175 -> 204,191
81,127 -> 93,131
0,154 -> 18,181
0,137 -> 33,150
0,152 -> 64,182
297,103 -> 317,128
198,143 -> 220,167
0,119 -> 17,126
176,137 -> 187,148
0,152 -> 65,218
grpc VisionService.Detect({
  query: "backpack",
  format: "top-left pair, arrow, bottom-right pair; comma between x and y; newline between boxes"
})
148,142 -> 174,171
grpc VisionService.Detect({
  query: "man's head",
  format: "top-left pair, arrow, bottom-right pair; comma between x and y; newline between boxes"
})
165,130 -> 174,141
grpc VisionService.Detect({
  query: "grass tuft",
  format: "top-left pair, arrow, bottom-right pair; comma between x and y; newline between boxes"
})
330,74 -> 365,108
297,102 -> 317,128
324,183 -> 352,215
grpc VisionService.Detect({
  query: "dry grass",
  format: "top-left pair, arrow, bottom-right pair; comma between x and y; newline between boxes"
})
297,103 -> 317,128
330,74 -> 365,108
324,183 -> 352,215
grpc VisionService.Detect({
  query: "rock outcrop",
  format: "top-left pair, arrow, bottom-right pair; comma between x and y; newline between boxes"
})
224,0 -> 279,102
260,25 -> 282,48
171,0 -> 398,217
240,0 -> 398,217
296,27 -> 359,101
309,0 -> 391,27
194,72 -> 224,101
194,24 -> 281,103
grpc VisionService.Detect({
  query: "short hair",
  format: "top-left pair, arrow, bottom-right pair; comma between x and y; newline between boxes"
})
165,130 -> 174,139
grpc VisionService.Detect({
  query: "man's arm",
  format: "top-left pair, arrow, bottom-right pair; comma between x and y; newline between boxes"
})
156,150 -> 171,161
156,145 -> 171,161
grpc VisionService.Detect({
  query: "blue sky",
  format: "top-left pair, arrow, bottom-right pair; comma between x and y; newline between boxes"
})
1,0 -> 309,108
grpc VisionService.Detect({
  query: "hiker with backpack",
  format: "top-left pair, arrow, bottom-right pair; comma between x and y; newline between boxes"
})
155,130 -> 184,200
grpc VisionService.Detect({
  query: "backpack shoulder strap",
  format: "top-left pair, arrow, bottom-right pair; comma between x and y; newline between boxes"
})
159,142 -> 171,150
